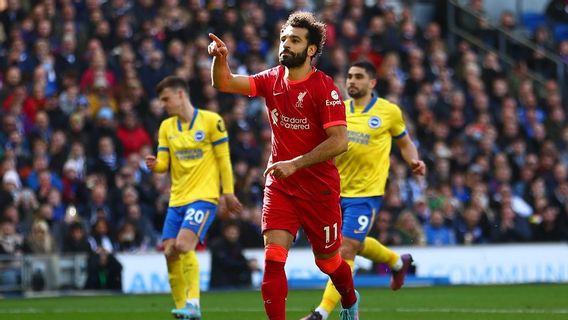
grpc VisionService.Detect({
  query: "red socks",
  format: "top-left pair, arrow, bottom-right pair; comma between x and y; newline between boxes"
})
328,260 -> 357,307
261,260 -> 287,320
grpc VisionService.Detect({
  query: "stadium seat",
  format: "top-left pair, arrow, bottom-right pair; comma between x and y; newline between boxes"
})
554,23 -> 568,42
521,12 -> 548,34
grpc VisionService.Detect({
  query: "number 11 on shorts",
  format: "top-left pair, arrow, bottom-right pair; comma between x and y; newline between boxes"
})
324,223 -> 338,244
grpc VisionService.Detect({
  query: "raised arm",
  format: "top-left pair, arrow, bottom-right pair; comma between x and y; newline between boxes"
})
208,33 -> 252,95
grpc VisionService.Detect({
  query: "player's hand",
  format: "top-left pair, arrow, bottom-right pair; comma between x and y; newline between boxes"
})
145,155 -> 157,170
208,33 -> 228,58
222,193 -> 243,215
410,159 -> 426,176
264,160 -> 298,179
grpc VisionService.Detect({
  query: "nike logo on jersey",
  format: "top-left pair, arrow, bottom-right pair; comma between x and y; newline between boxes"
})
324,241 -> 336,249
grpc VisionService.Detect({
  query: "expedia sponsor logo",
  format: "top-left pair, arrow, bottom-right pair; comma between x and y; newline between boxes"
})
326,90 -> 342,107
326,99 -> 342,106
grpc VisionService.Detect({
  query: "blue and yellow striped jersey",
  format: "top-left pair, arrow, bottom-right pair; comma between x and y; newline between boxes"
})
157,108 -> 229,206
337,96 -> 407,197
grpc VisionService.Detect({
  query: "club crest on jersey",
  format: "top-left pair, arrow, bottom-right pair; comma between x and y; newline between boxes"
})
368,116 -> 382,128
295,91 -> 307,108
194,130 -> 205,142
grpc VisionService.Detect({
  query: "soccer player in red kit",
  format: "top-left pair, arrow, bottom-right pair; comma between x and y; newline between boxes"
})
208,11 -> 360,320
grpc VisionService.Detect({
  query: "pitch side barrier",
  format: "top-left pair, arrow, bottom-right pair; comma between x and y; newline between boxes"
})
117,243 -> 568,294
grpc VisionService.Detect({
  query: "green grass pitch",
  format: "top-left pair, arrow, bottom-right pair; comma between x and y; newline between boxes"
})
1,284 -> 567,320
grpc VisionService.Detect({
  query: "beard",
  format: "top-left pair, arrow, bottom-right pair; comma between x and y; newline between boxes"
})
279,47 -> 308,68
348,86 -> 367,99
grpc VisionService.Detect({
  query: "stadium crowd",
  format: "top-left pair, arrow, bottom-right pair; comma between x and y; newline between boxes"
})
1,0 -> 568,284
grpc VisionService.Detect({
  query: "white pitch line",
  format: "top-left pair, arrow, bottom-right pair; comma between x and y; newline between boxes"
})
2,307 -> 568,315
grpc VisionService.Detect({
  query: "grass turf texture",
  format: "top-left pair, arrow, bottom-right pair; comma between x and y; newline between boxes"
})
1,284 -> 567,320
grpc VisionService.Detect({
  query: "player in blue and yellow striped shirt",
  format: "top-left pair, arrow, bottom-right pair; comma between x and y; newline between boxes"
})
145,76 -> 242,319
304,62 -> 426,320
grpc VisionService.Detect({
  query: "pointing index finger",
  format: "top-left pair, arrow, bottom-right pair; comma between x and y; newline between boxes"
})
208,33 -> 224,45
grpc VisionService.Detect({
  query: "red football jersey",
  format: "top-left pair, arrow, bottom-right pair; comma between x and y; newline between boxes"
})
249,65 -> 347,200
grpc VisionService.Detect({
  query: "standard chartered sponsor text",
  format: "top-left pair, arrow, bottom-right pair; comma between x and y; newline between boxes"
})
280,115 -> 310,130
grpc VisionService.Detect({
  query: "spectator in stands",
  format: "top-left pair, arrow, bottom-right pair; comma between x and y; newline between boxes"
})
89,136 -> 122,186
0,170 -> 21,213
22,219 -> 57,254
532,206 -> 568,241
84,247 -> 123,290
369,210 -> 402,247
120,203 -> 157,248
395,210 -> 426,246
209,220 -> 259,289
455,206 -> 490,244
459,0 -> 491,37
424,210 -> 457,246
62,221 -> 92,254
0,218 -> 23,288
115,221 -> 143,252
491,205 -> 532,243
546,0 -> 568,23
116,111 -> 152,157
88,218 -> 115,253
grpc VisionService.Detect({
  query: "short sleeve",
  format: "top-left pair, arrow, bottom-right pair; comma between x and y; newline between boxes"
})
389,104 -> 407,139
319,76 -> 347,129
250,69 -> 273,97
210,113 -> 229,146
157,121 -> 169,153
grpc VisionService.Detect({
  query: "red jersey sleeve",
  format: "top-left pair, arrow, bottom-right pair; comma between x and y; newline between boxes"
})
318,75 -> 347,129
250,68 -> 275,97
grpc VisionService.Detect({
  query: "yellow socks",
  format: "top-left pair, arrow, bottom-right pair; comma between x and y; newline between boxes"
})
360,237 -> 400,268
318,259 -> 355,315
181,251 -> 200,302
166,257 -> 186,308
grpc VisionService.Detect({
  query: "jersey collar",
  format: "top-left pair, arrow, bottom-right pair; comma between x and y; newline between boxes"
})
349,95 -> 378,114
177,108 -> 199,132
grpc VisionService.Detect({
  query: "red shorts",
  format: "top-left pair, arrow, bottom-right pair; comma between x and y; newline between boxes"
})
262,187 -> 342,254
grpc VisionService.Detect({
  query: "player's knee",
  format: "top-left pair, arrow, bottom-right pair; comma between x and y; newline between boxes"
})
315,253 -> 342,275
264,244 -> 288,263
339,240 -> 360,260
164,244 -> 179,260
174,240 -> 191,254
339,246 -> 356,261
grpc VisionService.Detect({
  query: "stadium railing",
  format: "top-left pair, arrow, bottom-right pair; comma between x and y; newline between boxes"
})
0,254 -> 87,296
448,0 -> 567,100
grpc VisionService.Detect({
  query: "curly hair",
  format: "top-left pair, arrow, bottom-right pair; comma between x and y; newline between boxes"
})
282,11 -> 327,60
